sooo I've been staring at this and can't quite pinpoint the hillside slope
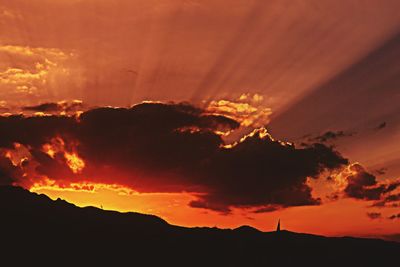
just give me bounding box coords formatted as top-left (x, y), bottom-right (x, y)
top-left (0, 186), bottom-right (398, 266)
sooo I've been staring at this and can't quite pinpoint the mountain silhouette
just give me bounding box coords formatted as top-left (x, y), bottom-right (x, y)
top-left (0, 185), bottom-right (398, 266)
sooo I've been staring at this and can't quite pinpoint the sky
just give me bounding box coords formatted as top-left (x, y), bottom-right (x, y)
top-left (0, 0), bottom-right (399, 239)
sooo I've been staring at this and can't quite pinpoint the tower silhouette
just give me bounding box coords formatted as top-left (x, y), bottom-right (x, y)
top-left (276, 219), bottom-right (281, 232)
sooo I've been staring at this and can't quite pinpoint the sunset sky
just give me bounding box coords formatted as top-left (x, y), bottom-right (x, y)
top-left (0, 0), bottom-right (399, 239)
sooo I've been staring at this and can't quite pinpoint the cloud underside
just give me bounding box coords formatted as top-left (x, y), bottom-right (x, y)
top-left (344, 164), bottom-right (398, 200)
top-left (0, 101), bottom-right (367, 213)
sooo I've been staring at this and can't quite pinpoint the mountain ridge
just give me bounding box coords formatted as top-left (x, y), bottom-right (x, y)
top-left (0, 185), bottom-right (398, 266)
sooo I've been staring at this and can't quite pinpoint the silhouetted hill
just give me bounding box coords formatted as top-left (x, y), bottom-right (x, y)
top-left (0, 186), bottom-right (398, 266)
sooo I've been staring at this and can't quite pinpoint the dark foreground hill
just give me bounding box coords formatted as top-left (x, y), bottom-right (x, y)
top-left (0, 186), bottom-right (398, 266)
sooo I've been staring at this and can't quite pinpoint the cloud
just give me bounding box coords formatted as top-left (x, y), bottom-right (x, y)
top-left (325, 163), bottom-right (400, 210)
top-left (0, 45), bottom-right (79, 104)
top-left (388, 213), bottom-right (400, 220)
top-left (309, 130), bottom-right (354, 143)
top-left (366, 212), bottom-right (382, 220)
top-left (344, 165), bottom-right (381, 200)
top-left (0, 156), bottom-right (23, 186)
top-left (206, 94), bottom-right (272, 128)
top-left (22, 100), bottom-right (84, 114)
top-left (189, 139), bottom-right (347, 213)
top-left (343, 164), bottom-right (399, 201)
top-left (0, 102), bottom-right (349, 213)
top-left (252, 205), bottom-right (281, 213)
top-left (384, 194), bottom-right (400, 203)
top-left (371, 193), bottom-right (400, 208)
top-left (375, 122), bottom-right (387, 130)
top-left (313, 162), bottom-right (400, 207)
top-left (375, 167), bottom-right (387, 175)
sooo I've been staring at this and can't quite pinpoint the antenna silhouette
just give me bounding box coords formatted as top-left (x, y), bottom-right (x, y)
top-left (276, 219), bottom-right (281, 232)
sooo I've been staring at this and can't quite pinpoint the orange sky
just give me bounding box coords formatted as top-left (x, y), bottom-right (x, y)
top-left (31, 182), bottom-right (399, 238)
top-left (1, 0), bottom-right (399, 237)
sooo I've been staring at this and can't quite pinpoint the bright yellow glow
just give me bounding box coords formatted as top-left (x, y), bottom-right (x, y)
top-left (30, 178), bottom-right (136, 195)
top-left (41, 137), bottom-right (85, 173)
top-left (42, 144), bottom-right (56, 158)
top-left (328, 163), bottom-right (360, 192)
top-left (206, 96), bottom-right (272, 128)
top-left (222, 127), bottom-right (292, 149)
top-left (65, 152), bottom-right (85, 174)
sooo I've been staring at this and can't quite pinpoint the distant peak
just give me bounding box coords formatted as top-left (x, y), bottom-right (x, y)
top-left (235, 225), bottom-right (261, 233)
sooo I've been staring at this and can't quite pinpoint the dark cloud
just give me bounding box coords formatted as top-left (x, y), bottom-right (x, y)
top-left (344, 164), bottom-right (399, 201)
top-left (252, 205), bottom-right (281, 213)
top-left (375, 167), bottom-right (387, 175)
top-left (388, 213), bottom-right (400, 220)
top-left (0, 157), bottom-right (22, 186)
top-left (0, 157), bottom-right (18, 185)
top-left (310, 131), bottom-right (354, 143)
top-left (371, 193), bottom-right (400, 208)
top-left (23, 103), bottom-right (62, 112)
top-left (384, 194), bottom-right (400, 202)
top-left (375, 122), bottom-right (387, 130)
top-left (22, 101), bottom-right (84, 114)
top-left (366, 212), bottom-right (382, 220)
top-left (0, 114), bottom-right (75, 148)
top-left (189, 141), bottom-right (347, 213)
top-left (0, 102), bottom-right (349, 213)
